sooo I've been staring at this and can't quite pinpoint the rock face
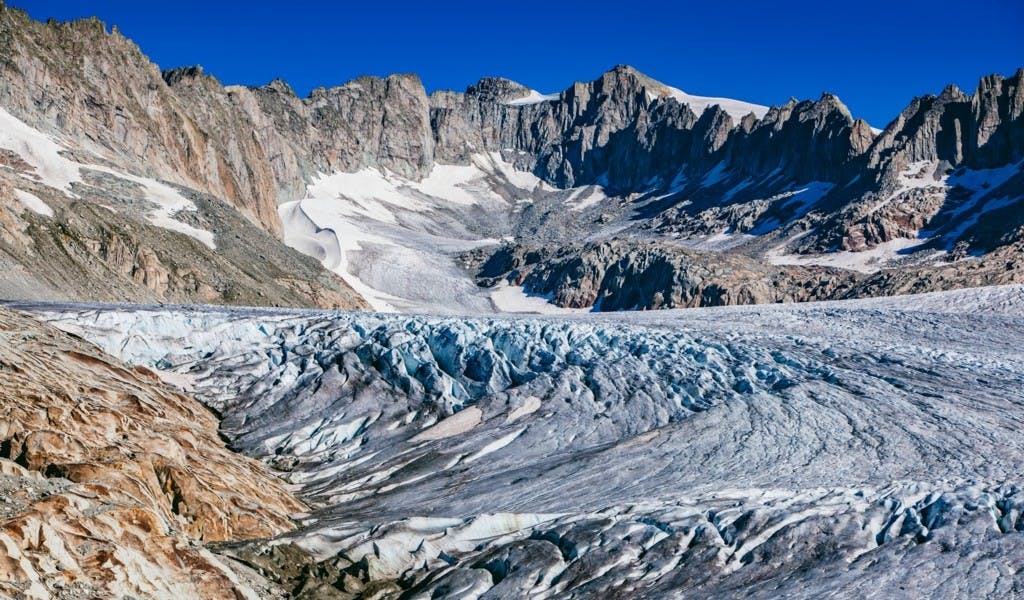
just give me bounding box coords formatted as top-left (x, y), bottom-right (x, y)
top-left (0, 9), bottom-right (284, 234)
top-left (794, 70), bottom-right (1023, 255)
top-left (971, 70), bottom-right (1024, 168)
top-left (432, 66), bottom-right (823, 191)
top-left (0, 306), bottom-right (305, 598)
top-left (0, 457), bottom-right (279, 600)
top-left (0, 3), bottom-right (437, 236)
top-left (4, 2), bottom-right (1014, 219)
top-left (475, 236), bottom-right (1024, 312)
top-left (477, 240), bottom-right (858, 310)
top-left (168, 70), bottom-right (436, 189)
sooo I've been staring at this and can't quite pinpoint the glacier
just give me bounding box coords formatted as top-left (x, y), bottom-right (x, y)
top-left (12, 284), bottom-right (1024, 598)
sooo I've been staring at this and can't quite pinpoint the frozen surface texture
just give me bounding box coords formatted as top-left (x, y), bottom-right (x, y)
top-left (18, 285), bottom-right (1024, 598)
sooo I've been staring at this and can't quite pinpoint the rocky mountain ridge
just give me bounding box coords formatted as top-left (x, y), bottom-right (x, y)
top-left (0, 1), bottom-right (1021, 312)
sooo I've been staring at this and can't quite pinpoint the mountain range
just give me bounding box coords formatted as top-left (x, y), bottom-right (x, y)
top-left (0, 1), bottom-right (1021, 313)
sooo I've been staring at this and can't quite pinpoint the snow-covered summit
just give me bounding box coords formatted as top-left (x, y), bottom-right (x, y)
top-left (648, 83), bottom-right (770, 121)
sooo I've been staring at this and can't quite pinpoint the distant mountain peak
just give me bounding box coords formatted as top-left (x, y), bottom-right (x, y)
top-left (588, 64), bottom-right (771, 121)
top-left (466, 77), bottom-right (531, 102)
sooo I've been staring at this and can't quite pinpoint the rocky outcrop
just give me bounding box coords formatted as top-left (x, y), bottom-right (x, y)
top-left (0, 458), bottom-right (277, 600)
top-left (859, 71), bottom-right (1023, 184)
top-left (1, 2), bottom-right (440, 238)
top-left (434, 66), bottom-right (733, 191)
top-left (971, 69), bottom-right (1024, 168)
top-left (781, 70), bottom-right (1023, 257)
top-left (477, 240), bottom-right (860, 310)
top-left (0, 306), bottom-right (303, 598)
top-left (0, 7), bottom-right (287, 234)
top-left (2, 1), bottom-right (1019, 221)
top-left (867, 85), bottom-right (972, 173)
top-left (166, 67), bottom-right (437, 195)
top-left (0, 5), bottom-right (871, 215)
top-left (432, 66), bottom-right (880, 196)
top-left (726, 93), bottom-right (874, 184)
top-left (846, 239), bottom-right (1024, 297)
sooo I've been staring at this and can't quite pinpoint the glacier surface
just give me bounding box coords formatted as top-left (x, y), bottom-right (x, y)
top-left (14, 285), bottom-right (1024, 598)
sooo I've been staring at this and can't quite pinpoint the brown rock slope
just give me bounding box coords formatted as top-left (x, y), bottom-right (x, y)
top-left (0, 307), bottom-right (304, 598)
top-left (0, 175), bottom-right (369, 309)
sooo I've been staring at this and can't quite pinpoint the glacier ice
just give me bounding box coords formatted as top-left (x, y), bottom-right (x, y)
top-left (14, 284), bottom-right (1024, 598)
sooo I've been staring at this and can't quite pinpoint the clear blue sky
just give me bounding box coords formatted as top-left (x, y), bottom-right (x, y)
top-left (10, 0), bottom-right (1024, 128)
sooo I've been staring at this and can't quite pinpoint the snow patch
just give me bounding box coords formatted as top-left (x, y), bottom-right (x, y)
top-left (279, 200), bottom-right (401, 312)
top-left (566, 185), bottom-right (608, 212)
top-left (677, 230), bottom-right (756, 252)
top-left (869, 161), bottom-right (945, 215)
top-left (0, 107), bottom-right (215, 249)
top-left (769, 237), bottom-right (926, 273)
top-left (647, 86), bottom-right (769, 122)
top-left (0, 107), bottom-right (82, 191)
top-left (489, 282), bottom-right (592, 315)
top-left (282, 154), bottom-right (554, 313)
top-left (465, 427), bottom-right (526, 463)
top-left (507, 396), bottom-right (542, 423)
top-left (12, 189), bottom-right (53, 217)
top-left (505, 90), bottom-right (559, 106)
top-left (769, 163), bottom-right (1022, 271)
top-left (410, 407), bottom-right (483, 442)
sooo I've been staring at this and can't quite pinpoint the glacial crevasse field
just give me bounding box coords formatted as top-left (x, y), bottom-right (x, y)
top-left (11, 285), bottom-right (1024, 598)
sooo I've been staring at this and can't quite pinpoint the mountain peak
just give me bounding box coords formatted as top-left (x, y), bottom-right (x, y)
top-left (467, 77), bottom-right (530, 102)
top-left (607, 64), bottom-right (644, 77)
top-left (162, 65), bottom-right (209, 86)
top-left (593, 66), bottom-right (771, 122)
top-left (814, 92), bottom-right (853, 119)
top-left (263, 78), bottom-right (297, 95)
top-left (938, 83), bottom-right (968, 103)
top-left (597, 64), bottom-right (662, 89)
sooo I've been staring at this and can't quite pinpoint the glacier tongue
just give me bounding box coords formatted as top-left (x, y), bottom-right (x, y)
top-left (17, 285), bottom-right (1024, 598)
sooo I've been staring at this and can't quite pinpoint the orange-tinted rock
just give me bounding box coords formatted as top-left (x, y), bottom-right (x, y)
top-left (0, 307), bottom-right (305, 598)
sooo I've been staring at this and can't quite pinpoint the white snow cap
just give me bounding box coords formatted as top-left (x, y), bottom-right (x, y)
top-left (647, 84), bottom-right (770, 122)
top-left (505, 89), bottom-right (559, 106)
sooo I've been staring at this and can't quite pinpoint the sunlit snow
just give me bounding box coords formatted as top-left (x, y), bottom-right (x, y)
top-left (0, 107), bottom-right (216, 248)
top-left (504, 89), bottom-right (559, 106)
